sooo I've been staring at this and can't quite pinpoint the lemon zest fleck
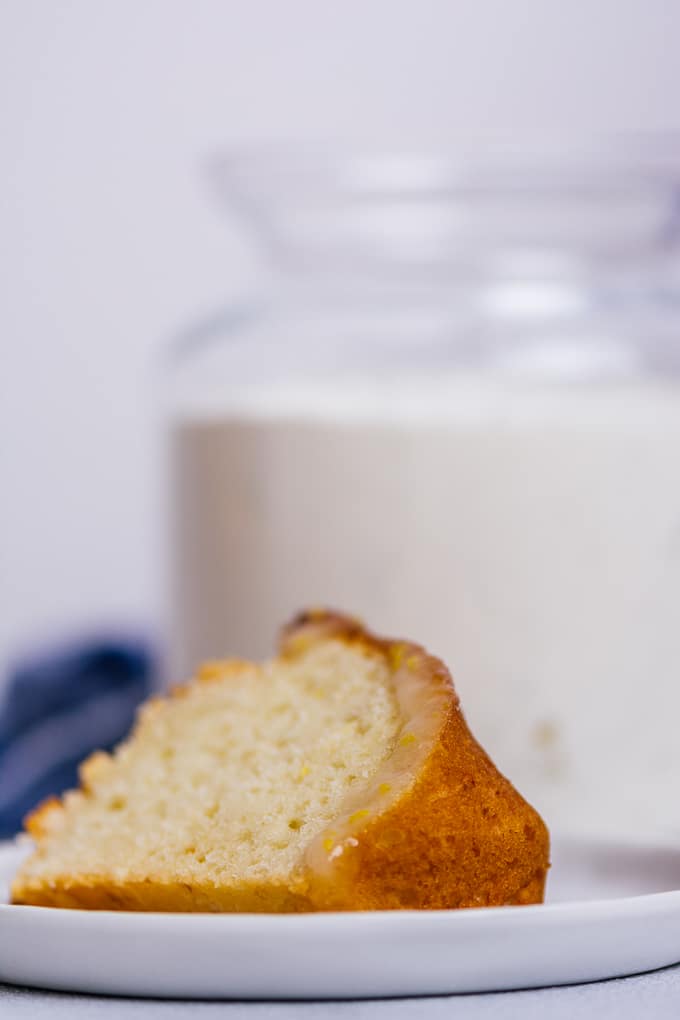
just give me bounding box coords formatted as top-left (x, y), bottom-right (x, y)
top-left (389, 643), bottom-right (407, 670)
top-left (348, 809), bottom-right (370, 825)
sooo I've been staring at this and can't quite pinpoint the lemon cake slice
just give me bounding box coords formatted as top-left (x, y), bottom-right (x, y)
top-left (11, 610), bottom-right (549, 911)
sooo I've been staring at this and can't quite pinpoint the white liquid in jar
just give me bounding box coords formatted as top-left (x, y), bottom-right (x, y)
top-left (170, 375), bottom-right (680, 839)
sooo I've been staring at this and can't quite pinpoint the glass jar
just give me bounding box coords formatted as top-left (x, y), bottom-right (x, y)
top-left (164, 149), bottom-right (680, 841)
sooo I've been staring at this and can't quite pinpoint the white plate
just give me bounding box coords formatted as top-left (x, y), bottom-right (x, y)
top-left (1, 836), bottom-right (680, 999)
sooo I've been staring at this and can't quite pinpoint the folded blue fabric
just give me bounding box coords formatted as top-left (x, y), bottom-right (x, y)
top-left (0, 640), bottom-right (154, 839)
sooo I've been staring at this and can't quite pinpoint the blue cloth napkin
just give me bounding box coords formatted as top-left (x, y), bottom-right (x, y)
top-left (0, 639), bottom-right (154, 839)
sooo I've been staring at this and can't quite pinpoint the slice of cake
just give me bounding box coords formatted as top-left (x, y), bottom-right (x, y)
top-left (11, 610), bottom-right (549, 911)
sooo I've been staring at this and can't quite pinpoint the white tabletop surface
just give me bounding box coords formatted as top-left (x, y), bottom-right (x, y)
top-left (3, 968), bottom-right (680, 1020)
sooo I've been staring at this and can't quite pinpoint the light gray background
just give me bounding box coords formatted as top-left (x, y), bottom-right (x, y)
top-left (2, 0), bottom-right (680, 680)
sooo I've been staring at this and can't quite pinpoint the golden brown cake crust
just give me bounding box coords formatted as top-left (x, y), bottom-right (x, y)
top-left (282, 610), bottom-right (550, 910)
top-left (12, 609), bottom-right (549, 911)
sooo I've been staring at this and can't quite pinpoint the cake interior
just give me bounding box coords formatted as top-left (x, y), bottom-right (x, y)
top-left (18, 639), bottom-right (402, 888)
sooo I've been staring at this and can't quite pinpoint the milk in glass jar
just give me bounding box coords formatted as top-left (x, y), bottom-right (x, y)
top-left (164, 151), bottom-right (680, 839)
